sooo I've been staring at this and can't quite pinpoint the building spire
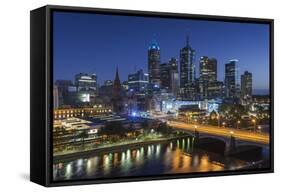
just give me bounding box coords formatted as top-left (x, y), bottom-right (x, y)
top-left (112, 66), bottom-right (123, 113)
top-left (114, 66), bottom-right (120, 82)
top-left (186, 34), bottom-right (190, 47)
top-left (152, 33), bottom-right (157, 44)
top-left (149, 34), bottom-right (160, 50)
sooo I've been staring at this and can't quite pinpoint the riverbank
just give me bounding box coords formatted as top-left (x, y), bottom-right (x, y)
top-left (53, 135), bottom-right (190, 162)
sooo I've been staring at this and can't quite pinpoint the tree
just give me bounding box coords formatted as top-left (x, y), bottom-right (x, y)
top-left (256, 105), bottom-right (269, 120)
top-left (141, 119), bottom-right (151, 135)
top-left (229, 104), bottom-right (247, 120)
top-left (209, 110), bottom-right (218, 126)
top-left (99, 121), bottom-right (127, 137)
top-left (218, 103), bottom-right (231, 116)
top-left (156, 122), bottom-right (172, 135)
top-left (219, 103), bottom-right (247, 120)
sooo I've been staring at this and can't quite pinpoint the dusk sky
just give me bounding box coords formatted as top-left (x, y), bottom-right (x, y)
top-left (53, 11), bottom-right (270, 92)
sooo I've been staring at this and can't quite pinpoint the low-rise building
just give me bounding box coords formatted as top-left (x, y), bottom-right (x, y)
top-left (53, 105), bottom-right (112, 120)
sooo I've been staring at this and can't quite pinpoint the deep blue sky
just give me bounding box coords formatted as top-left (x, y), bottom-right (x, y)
top-left (53, 11), bottom-right (270, 91)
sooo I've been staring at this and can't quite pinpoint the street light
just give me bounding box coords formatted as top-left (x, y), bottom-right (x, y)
top-left (194, 125), bottom-right (198, 133)
top-left (222, 122), bottom-right (226, 127)
top-left (237, 120), bottom-right (241, 129)
top-left (230, 131), bottom-right (234, 140)
top-left (252, 119), bottom-right (256, 132)
top-left (257, 125), bottom-right (262, 132)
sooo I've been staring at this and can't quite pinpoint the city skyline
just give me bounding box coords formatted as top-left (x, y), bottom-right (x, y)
top-left (53, 11), bottom-right (270, 93)
top-left (51, 10), bottom-right (271, 182)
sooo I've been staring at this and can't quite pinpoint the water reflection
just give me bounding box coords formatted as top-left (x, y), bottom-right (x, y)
top-left (53, 137), bottom-right (252, 181)
top-left (65, 163), bottom-right (72, 179)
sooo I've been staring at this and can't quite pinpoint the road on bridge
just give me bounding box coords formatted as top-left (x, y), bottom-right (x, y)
top-left (168, 121), bottom-right (270, 145)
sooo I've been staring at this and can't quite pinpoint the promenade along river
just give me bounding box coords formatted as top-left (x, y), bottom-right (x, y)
top-left (53, 137), bottom-right (266, 181)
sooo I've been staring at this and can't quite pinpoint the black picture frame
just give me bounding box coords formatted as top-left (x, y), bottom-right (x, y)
top-left (30, 5), bottom-right (274, 187)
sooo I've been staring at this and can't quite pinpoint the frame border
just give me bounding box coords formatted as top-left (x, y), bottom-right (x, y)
top-left (39, 4), bottom-right (274, 187)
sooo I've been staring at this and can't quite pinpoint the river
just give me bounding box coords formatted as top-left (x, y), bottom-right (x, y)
top-left (53, 137), bottom-right (267, 181)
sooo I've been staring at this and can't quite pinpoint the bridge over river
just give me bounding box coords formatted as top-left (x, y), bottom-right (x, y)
top-left (167, 121), bottom-right (270, 156)
top-left (168, 121), bottom-right (269, 144)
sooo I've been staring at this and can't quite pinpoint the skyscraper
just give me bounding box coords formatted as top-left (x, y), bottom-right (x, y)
top-left (180, 36), bottom-right (196, 100)
top-left (199, 56), bottom-right (220, 99)
top-left (160, 63), bottom-right (170, 89)
top-left (169, 57), bottom-right (179, 96)
top-left (241, 71), bottom-right (252, 99)
top-left (128, 69), bottom-right (149, 92)
top-left (199, 56), bottom-right (217, 82)
top-left (160, 57), bottom-right (179, 96)
top-left (148, 37), bottom-right (161, 85)
top-left (225, 59), bottom-right (240, 99)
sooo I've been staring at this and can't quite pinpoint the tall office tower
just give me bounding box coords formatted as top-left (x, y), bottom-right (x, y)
top-left (199, 56), bottom-right (219, 99)
top-left (160, 57), bottom-right (179, 95)
top-left (112, 67), bottom-right (123, 113)
top-left (241, 71), bottom-right (252, 99)
top-left (160, 63), bottom-right (170, 89)
top-left (148, 36), bottom-right (161, 85)
top-left (225, 59), bottom-right (240, 99)
top-left (128, 69), bottom-right (149, 92)
top-left (199, 56), bottom-right (217, 82)
top-left (127, 69), bottom-right (149, 114)
top-left (180, 36), bottom-right (196, 100)
top-left (169, 57), bottom-right (179, 96)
